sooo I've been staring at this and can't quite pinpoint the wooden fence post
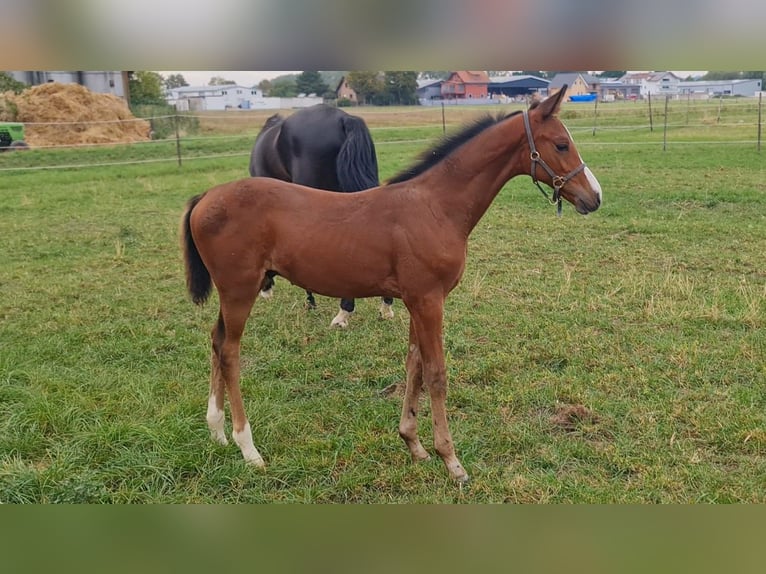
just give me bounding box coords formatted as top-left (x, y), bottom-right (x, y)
top-left (758, 91), bottom-right (762, 152)
top-left (441, 102), bottom-right (446, 134)
top-left (592, 97), bottom-right (599, 136)
top-left (648, 93), bottom-right (654, 132)
top-left (174, 108), bottom-right (182, 167)
top-left (662, 96), bottom-right (669, 152)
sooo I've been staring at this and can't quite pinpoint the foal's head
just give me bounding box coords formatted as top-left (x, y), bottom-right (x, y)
top-left (525, 87), bottom-right (602, 214)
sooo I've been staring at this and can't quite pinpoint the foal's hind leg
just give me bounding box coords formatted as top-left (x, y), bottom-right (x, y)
top-left (399, 319), bottom-right (430, 462)
top-left (206, 311), bottom-right (228, 445)
top-left (214, 284), bottom-right (265, 467)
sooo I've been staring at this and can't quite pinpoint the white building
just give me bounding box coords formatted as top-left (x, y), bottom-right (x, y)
top-left (165, 85), bottom-right (324, 111)
top-left (620, 72), bottom-right (682, 97)
top-left (677, 78), bottom-right (762, 98)
top-left (165, 85), bottom-right (268, 111)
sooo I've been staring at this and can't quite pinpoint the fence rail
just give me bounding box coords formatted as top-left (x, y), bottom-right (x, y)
top-left (1, 97), bottom-right (762, 173)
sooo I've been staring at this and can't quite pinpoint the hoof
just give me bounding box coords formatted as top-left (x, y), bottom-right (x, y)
top-left (380, 302), bottom-right (394, 320)
top-left (330, 309), bottom-right (351, 328)
top-left (210, 430), bottom-right (228, 446)
top-left (243, 452), bottom-right (266, 468)
top-left (259, 289), bottom-right (273, 300)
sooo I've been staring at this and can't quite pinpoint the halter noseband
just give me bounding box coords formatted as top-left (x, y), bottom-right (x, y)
top-left (523, 111), bottom-right (586, 216)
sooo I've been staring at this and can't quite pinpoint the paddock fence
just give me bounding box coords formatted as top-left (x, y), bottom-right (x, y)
top-left (0, 95), bottom-right (763, 174)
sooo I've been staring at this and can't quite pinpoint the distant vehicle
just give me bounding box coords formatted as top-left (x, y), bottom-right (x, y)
top-left (568, 93), bottom-right (598, 103)
top-left (0, 122), bottom-right (29, 150)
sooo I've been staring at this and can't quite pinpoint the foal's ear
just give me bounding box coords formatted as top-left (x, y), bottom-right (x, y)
top-left (537, 84), bottom-right (568, 119)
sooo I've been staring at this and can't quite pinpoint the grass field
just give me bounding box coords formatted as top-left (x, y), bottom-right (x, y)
top-left (1, 101), bottom-right (764, 502)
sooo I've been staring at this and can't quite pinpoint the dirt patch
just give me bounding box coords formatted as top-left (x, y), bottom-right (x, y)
top-left (0, 82), bottom-right (150, 146)
top-left (550, 404), bottom-right (598, 432)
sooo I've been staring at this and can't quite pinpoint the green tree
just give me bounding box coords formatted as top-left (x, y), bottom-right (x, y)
top-left (346, 71), bottom-right (383, 105)
top-left (165, 74), bottom-right (188, 89)
top-left (128, 71), bottom-right (166, 105)
top-left (701, 71), bottom-right (763, 81)
top-left (268, 76), bottom-right (297, 97)
top-left (383, 71), bottom-right (418, 105)
top-left (209, 76), bottom-right (236, 85)
top-left (295, 71), bottom-right (329, 97)
top-left (419, 71), bottom-right (450, 80)
top-left (258, 79), bottom-right (272, 94)
top-left (0, 72), bottom-right (26, 94)
top-left (594, 70), bottom-right (626, 78)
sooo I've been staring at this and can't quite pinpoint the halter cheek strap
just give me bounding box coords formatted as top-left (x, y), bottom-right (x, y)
top-left (523, 111), bottom-right (586, 217)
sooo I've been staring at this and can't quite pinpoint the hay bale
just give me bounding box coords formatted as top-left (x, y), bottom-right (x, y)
top-left (0, 82), bottom-right (150, 146)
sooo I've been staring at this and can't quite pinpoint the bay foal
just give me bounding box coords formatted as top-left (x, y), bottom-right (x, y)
top-left (182, 87), bottom-right (601, 481)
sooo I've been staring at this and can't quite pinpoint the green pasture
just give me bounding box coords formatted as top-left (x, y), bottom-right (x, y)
top-left (0, 103), bottom-right (764, 502)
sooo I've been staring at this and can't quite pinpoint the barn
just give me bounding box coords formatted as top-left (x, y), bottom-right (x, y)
top-left (488, 75), bottom-right (550, 99)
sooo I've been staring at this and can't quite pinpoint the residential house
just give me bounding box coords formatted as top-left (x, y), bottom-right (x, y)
top-left (620, 72), bottom-right (681, 97)
top-left (335, 76), bottom-right (358, 104)
top-left (441, 71), bottom-right (490, 100)
top-left (548, 73), bottom-right (600, 100)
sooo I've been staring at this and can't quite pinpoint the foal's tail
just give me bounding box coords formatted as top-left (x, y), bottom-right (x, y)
top-left (181, 194), bottom-right (212, 305)
top-left (337, 115), bottom-right (380, 192)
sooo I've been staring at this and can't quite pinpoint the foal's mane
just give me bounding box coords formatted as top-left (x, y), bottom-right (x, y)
top-left (386, 110), bottom-right (523, 184)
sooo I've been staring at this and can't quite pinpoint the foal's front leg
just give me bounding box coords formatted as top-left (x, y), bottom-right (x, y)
top-left (406, 296), bottom-right (468, 482)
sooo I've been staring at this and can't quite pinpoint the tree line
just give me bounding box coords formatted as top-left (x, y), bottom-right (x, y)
top-left (128, 71), bottom-right (419, 106)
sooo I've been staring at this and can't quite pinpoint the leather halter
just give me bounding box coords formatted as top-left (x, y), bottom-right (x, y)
top-left (522, 111), bottom-right (586, 216)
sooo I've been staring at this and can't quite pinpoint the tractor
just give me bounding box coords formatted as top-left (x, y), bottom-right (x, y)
top-left (0, 122), bottom-right (29, 150)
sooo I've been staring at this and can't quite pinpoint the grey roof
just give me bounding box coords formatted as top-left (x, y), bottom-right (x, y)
top-left (548, 73), bottom-right (600, 89)
top-left (489, 75), bottom-right (549, 88)
top-left (417, 79), bottom-right (443, 89)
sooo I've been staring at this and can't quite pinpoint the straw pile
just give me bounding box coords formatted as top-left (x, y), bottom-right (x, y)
top-left (0, 82), bottom-right (151, 146)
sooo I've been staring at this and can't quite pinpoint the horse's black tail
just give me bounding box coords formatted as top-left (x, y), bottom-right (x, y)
top-left (336, 114), bottom-right (380, 192)
top-left (181, 194), bottom-right (212, 305)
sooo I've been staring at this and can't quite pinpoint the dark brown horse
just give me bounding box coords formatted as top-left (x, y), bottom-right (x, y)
top-left (249, 103), bottom-right (393, 327)
top-left (181, 86), bottom-right (601, 482)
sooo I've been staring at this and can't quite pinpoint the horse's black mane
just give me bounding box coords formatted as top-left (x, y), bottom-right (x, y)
top-left (386, 110), bottom-right (522, 184)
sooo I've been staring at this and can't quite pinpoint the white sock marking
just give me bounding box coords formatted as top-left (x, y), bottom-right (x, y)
top-left (380, 301), bottom-right (394, 319)
top-left (206, 394), bottom-right (228, 445)
top-left (233, 422), bottom-right (265, 467)
top-left (330, 309), bottom-right (352, 328)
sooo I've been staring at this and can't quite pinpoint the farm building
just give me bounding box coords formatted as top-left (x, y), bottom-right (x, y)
top-left (417, 78), bottom-right (444, 101)
top-left (9, 71), bottom-right (129, 100)
top-left (548, 73), bottom-right (600, 100)
top-left (677, 78), bottom-right (762, 98)
top-left (488, 75), bottom-right (549, 99)
top-left (165, 85), bottom-right (268, 111)
top-left (164, 85), bottom-right (324, 111)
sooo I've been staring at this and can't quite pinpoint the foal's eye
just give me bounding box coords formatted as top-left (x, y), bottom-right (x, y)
top-left (555, 142), bottom-right (570, 152)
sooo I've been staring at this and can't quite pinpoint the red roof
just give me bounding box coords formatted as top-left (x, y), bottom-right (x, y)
top-left (447, 71), bottom-right (490, 84)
